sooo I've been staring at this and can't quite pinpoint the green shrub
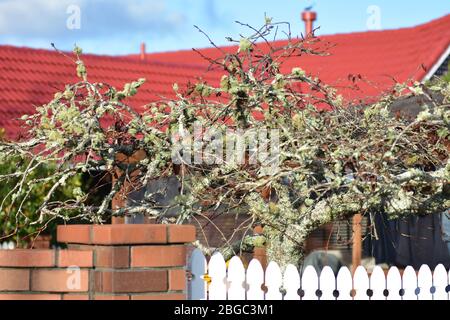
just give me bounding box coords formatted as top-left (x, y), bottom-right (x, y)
top-left (0, 128), bottom-right (84, 246)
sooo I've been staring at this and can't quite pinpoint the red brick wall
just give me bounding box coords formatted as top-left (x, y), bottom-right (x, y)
top-left (0, 224), bottom-right (195, 300)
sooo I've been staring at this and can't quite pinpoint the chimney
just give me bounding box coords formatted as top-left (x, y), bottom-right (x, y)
top-left (301, 10), bottom-right (317, 36)
top-left (140, 42), bottom-right (146, 61)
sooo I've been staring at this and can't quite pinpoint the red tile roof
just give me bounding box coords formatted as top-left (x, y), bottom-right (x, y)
top-left (0, 47), bottom-right (223, 138)
top-left (0, 14), bottom-right (449, 139)
top-left (139, 14), bottom-right (450, 101)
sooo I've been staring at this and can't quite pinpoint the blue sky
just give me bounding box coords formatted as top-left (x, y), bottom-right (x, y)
top-left (0, 0), bottom-right (448, 55)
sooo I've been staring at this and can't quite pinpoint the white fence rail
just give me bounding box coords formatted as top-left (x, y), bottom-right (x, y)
top-left (188, 249), bottom-right (450, 300)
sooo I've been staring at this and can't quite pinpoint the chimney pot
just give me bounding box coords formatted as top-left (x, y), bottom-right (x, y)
top-left (140, 42), bottom-right (146, 61)
top-left (301, 11), bottom-right (317, 36)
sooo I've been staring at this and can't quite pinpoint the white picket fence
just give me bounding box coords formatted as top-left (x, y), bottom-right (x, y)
top-left (0, 241), bottom-right (15, 250)
top-left (188, 249), bottom-right (450, 300)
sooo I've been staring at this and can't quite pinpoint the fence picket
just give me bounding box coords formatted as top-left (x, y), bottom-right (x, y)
top-left (370, 266), bottom-right (386, 300)
top-left (208, 252), bottom-right (227, 300)
top-left (319, 266), bottom-right (336, 300)
top-left (188, 249), bottom-right (207, 300)
top-left (432, 264), bottom-right (448, 300)
top-left (246, 259), bottom-right (265, 300)
top-left (0, 241), bottom-right (15, 250)
top-left (227, 256), bottom-right (246, 300)
top-left (188, 252), bottom-right (448, 301)
top-left (283, 264), bottom-right (300, 300)
top-left (417, 264), bottom-right (433, 300)
top-left (336, 267), bottom-right (352, 300)
top-left (265, 261), bottom-right (283, 300)
top-left (386, 266), bottom-right (402, 300)
top-left (402, 266), bottom-right (418, 300)
top-left (353, 266), bottom-right (369, 300)
top-left (301, 265), bottom-right (319, 300)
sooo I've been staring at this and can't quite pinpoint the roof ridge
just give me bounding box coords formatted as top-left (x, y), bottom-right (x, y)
top-left (138, 13), bottom-right (450, 58)
top-left (1, 13), bottom-right (447, 67)
top-left (314, 13), bottom-right (450, 39)
top-left (0, 44), bottom-right (218, 71)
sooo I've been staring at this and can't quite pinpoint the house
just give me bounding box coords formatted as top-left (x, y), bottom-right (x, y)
top-left (0, 12), bottom-right (449, 268)
top-left (1, 13), bottom-right (449, 139)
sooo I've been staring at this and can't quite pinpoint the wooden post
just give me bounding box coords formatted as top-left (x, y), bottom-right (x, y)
top-left (111, 150), bottom-right (147, 224)
top-left (352, 213), bottom-right (362, 273)
top-left (252, 225), bottom-right (267, 269)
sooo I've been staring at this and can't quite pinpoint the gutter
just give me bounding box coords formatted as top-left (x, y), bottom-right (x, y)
top-left (423, 44), bottom-right (450, 81)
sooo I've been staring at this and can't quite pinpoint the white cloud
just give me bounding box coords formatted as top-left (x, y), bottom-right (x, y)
top-left (0, 0), bottom-right (185, 37)
top-left (0, 0), bottom-right (222, 54)
top-left (0, 0), bottom-right (85, 35)
top-left (125, 0), bottom-right (166, 23)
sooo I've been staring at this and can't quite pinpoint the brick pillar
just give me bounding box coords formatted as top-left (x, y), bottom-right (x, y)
top-left (57, 224), bottom-right (196, 300)
top-left (0, 249), bottom-right (93, 300)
